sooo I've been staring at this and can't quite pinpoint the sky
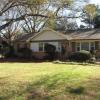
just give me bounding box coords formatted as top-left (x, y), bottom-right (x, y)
top-left (76, 0), bottom-right (100, 27)
top-left (90, 0), bottom-right (100, 5)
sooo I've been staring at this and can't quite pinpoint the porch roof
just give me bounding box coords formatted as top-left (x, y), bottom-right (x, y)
top-left (65, 29), bottom-right (100, 40)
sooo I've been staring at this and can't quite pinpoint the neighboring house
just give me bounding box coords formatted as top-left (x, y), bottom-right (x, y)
top-left (14, 28), bottom-right (100, 59)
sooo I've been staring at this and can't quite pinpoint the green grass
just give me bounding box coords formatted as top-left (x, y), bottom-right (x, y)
top-left (0, 62), bottom-right (100, 100)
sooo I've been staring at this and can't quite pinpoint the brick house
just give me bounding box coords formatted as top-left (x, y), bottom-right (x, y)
top-left (14, 28), bottom-right (100, 59)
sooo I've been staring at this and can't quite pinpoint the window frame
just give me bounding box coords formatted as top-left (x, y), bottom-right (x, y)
top-left (76, 41), bottom-right (95, 51)
top-left (99, 42), bottom-right (100, 50)
top-left (76, 42), bottom-right (81, 51)
top-left (90, 42), bottom-right (95, 51)
top-left (81, 42), bottom-right (89, 51)
top-left (39, 42), bottom-right (44, 52)
top-left (58, 42), bottom-right (62, 52)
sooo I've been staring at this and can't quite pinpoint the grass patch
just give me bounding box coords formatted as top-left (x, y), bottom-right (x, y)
top-left (0, 62), bottom-right (100, 100)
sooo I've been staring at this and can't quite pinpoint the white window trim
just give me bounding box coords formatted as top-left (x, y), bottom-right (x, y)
top-left (76, 42), bottom-right (81, 51)
top-left (99, 42), bottom-right (100, 50)
top-left (39, 42), bottom-right (44, 52)
top-left (90, 42), bottom-right (95, 50)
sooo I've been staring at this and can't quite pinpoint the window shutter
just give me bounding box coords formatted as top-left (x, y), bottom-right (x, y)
top-left (95, 41), bottom-right (99, 50)
top-left (72, 42), bottom-right (76, 52)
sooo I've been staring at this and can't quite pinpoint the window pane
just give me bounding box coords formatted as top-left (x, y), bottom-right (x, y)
top-left (58, 42), bottom-right (61, 52)
top-left (91, 42), bottom-right (94, 46)
top-left (77, 47), bottom-right (80, 51)
top-left (90, 42), bottom-right (95, 50)
top-left (99, 42), bottom-right (100, 50)
top-left (77, 43), bottom-right (80, 46)
top-left (81, 42), bottom-right (89, 51)
top-left (76, 42), bottom-right (80, 51)
top-left (90, 47), bottom-right (95, 50)
top-left (39, 43), bottom-right (43, 51)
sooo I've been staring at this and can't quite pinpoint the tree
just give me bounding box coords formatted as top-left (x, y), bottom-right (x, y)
top-left (93, 5), bottom-right (100, 28)
top-left (52, 0), bottom-right (73, 16)
top-left (0, 6), bottom-right (22, 44)
top-left (47, 0), bottom-right (90, 31)
top-left (81, 4), bottom-right (100, 29)
top-left (0, 0), bottom-right (75, 43)
top-left (21, 0), bottom-right (54, 33)
top-left (82, 4), bottom-right (96, 28)
top-left (0, 0), bottom-right (49, 31)
top-left (52, 17), bottom-right (79, 31)
top-left (94, 15), bottom-right (100, 28)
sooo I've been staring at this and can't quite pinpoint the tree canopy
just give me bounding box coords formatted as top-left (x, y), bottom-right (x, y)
top-left (0, 0), bottom-right (100, 44)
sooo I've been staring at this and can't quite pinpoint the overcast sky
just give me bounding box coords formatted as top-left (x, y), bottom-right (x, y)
top-left (90, 0), bottom-right (100, 5)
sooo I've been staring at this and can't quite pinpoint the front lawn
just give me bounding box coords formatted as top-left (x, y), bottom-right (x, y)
top-left (0, 62), bottom-right (100, 100)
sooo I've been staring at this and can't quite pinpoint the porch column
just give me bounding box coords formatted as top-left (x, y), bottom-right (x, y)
top-left (62, 41), bottom-right (72, 59)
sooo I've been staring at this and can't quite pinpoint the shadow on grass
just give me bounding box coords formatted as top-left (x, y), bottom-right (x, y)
top-left (25, 73), bottom-right (86, 100)
top-left (25, 75), bottom-right (100, 100)
top-left (0, 74), bottom-right (100, 100)
top-left (0, 58), bottom-right (99, 67)
top-left (0, 76), bottom-right (18, 100)
top-left (0, 58), bottom-right (49, 63)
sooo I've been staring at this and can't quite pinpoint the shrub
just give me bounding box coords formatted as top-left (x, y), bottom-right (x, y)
top-left (89, 56), bottom-right (96, 63)
top-left (4, 46), bottom-right (16, 58)
top-left (89, 49), bottom-right (96, 63)
top-left (69, 50), bottom-right (91, 62)
top-left (17, 47), bottom-right (33, 59)
top-left (90, 49), bottom-right (96, 56)
top-left (0, 44), bottom-right (16, 58)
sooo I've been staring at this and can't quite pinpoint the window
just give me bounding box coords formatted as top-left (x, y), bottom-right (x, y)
top-left (58, 42), bottom-right (61, 52)
top-left (39, 43), bottom-right (44, 51)
top-left (81, 42), bottom-right (89, 51)
top-left (76, 42), bottom-right (80, 51)
top-left (99, 42), bottom-right (100, 50)
top-left (76, 42), bottom-right (95, 51)
top-left (90, 42), bottom-right (95, 50)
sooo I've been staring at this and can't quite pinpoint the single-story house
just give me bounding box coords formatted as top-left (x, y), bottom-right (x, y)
top-left (14, 28), bottom-right (100, 59)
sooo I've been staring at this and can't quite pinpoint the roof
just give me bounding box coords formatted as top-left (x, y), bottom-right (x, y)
top-left (28, 28), bottom-right (71, 41)
top-left (65, 29), bottom-right (100, 40)
top-left (14, 28), bottom-right (100, 42)
top-left (14, 28), bottom-right (71, 42)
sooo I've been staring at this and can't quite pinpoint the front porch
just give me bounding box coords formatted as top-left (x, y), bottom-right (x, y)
top-left (30, 41), bottom-right (71, 60)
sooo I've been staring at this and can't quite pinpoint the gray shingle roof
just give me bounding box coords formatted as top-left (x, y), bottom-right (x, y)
top-left (14, 29), bottom-right (100, 42)
top-left (65, 29), bottom-right (100, 40)
top-left (28, 28), bottom-right (72, 41)
top-left (14, 28), bottom-right (72, 42)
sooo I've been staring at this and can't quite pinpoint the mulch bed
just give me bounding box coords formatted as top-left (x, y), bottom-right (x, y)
top-left (0, 58), bottom-right (47, 63)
